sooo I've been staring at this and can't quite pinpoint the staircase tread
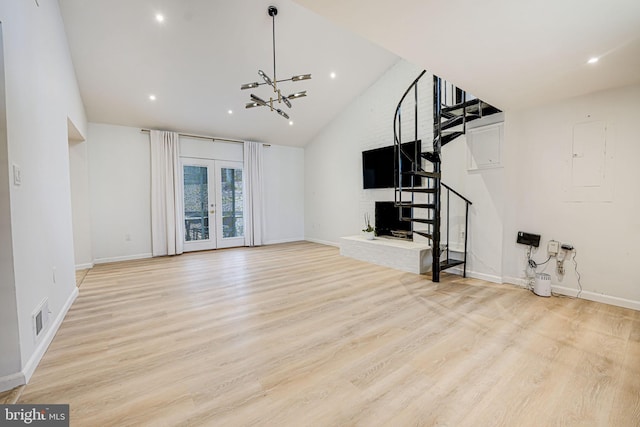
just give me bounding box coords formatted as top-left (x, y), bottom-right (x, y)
top-left (441, 99), bottom-right (483, 113)
top-left (396, 202), bottom-right (436, 209)
top-left (413, 230), bottom-right (433, 240)
top-left (401, 170), bottom-right (441, 178)
top-left (440, 115), bottom-right (464, 131)
top-left (439, 132), bottom-right (465, 146)
top-left (439, 259), bottom-right (465, 270)
top-left (398, 187), bottom-right (437, 193)
top-left (420, 152), bottom-right (441, 163)
top-left (401, 217), bottom-right (435, 224)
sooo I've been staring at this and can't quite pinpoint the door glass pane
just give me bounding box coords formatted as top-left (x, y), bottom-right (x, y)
top-left (221, 168), bottom-right (243, 238)
top-left (183, 165), bottom-right (209, 241)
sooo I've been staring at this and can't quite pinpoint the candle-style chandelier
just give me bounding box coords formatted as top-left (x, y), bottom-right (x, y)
top-left (241, 6), bottom-right (311, 120)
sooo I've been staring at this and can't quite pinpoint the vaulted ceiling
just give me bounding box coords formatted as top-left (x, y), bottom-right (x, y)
top-left (59, 0), bottom-right (398, 147)
top-left (60, 0), bottom-right (640, 147)
top-left (293, 0), bottom-right (640, 111)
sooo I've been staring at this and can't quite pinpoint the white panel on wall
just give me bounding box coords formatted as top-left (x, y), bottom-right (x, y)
top-left (563, 121), bottom-right (614, 202)
top-left (467, 123), bottom-right (503, 170)
top-left (571, 121), bottom-right (606, 187)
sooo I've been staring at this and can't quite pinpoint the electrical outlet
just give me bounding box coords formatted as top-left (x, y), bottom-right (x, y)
top-left (548, 240), bottom-right (559, 256)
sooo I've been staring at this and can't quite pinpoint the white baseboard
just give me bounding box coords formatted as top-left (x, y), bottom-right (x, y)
top-left (502, 276), bottom-right (529, 288)
top-left (0, 372), bottom-right (25, 393)
top-left (93, 253), bottom-right (152, 264)
top-left (22, 286), bottom-right (78, 383)
top-left (263, 237), bottom-right (305, 245)
top-left (551, 285), bottom-right (640, 311)
top-left (448, 267), bottom-right (502, 284)
top-left (0, 285), bottom-right (78, 392)
top-left (304, 238), bottom-right (339, 247)
top-left (75, 262), bottom-right (94, 270)
top-left (503, 276), bottom-right (640, 311)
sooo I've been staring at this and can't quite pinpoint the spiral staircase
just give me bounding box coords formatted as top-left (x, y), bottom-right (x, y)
top-left (394, 71), bottom-right (500, 282)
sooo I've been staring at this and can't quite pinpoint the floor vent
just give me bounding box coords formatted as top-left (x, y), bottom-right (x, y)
top-left (33, 299), bottom-right (50, 340)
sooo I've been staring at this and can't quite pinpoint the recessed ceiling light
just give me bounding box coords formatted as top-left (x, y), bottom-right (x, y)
top-left (149, 94), bottom-right (156, 101)
top-left (228, 109), bottom-right (233, 115)
top-left (330, 72), bottom-right (336, 79)
top-left (289, 121), bottom-right (294, 126)
top-left (155, 14), bottom-right (165, 23)
top-left (587, 57), bottom-right (599, 64)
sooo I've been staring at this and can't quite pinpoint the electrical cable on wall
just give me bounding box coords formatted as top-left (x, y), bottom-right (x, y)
top-left (573, 250), bottom-right (583, 298)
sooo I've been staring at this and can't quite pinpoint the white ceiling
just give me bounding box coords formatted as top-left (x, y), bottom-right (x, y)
top-left (59, 0), bottom-right (399, 147)
top-left (61, 0), bottom-right (640, 147)
top-left (293, 0), bottom-right (640, 111)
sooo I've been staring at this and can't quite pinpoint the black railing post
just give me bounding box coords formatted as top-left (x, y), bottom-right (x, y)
top-left (432, 75), bottom-right (442, 283)
top-left (464, 202), bottom-right (469, 278)
top-left (446, 188), bottom-right (450, 264)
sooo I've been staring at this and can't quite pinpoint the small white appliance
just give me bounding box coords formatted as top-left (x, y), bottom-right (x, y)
top-left (534, 273), bottom-right (551, 297)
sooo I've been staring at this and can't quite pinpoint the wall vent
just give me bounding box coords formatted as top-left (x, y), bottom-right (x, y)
top-left (33, 299), bottom-right (50, 340)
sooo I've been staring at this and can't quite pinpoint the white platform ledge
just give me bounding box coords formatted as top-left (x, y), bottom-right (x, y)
top-left (340, 235), bottom-right (432, 274)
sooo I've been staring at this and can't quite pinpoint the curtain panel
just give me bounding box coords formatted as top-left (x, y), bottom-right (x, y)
top-left (244, 141), bottom-right (264, 246)
top-left (150, 130), bottom-right (184, 256)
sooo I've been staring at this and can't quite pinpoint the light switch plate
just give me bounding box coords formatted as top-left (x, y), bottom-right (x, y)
top-left (12, 164), bottom-right (21, 186)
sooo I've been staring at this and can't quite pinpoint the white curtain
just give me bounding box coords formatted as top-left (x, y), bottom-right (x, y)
top-left (244, 141), bottom-right (264, 246)
top-left (150, 130), bottom-right (184, 256)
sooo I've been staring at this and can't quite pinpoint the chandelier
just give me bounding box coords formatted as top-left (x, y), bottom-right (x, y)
top-left (241, 6), bottom-right (311, 120)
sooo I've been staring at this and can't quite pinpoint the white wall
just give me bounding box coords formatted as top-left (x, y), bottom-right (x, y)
top-left (502, 84), bottom-right (640, 308)
top-left (441, 116), bottom-right (505, 283)
top-left (263, 144), bottom-right (305, 244)
top-left (304, 60), bottom-right (431, 246)
top-left (88, 123), bottom-right (152, 263)
top-left (0, 0), bottom-right (87, 390)
top-left (88, 123), bottom-right (304, 262)
top-left (303, 56), bottom-right (640, 309)
top-left (0, 20), bottom-right (20, 384)
top-left (68, 126), bottom-right (93, 269)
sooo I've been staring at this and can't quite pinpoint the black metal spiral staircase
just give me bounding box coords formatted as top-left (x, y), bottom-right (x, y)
top-left (393, 71), bottom-right (500, 282)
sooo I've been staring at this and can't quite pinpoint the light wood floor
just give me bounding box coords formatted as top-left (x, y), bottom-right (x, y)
top-left (75, 268), bottom-right (90, 287)
top-left (18, 242), bottom-right (640, 426)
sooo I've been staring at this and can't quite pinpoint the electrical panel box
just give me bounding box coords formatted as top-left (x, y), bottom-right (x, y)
top-left (517, 231), bottom-right (541, 247)
top-left (548, 240), bottom-right (559, 256)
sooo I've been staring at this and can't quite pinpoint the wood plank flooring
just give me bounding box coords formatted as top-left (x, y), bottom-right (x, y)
top-left (18, 242), bottom-right (640, 426)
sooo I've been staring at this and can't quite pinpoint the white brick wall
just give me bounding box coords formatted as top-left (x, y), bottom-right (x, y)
top-left (305, 60), bottom-right (434, 245)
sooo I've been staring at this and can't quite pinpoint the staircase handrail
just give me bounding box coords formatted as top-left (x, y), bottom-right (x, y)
top-left (393, 70), bottom-right (427, 146)
top-left (441, 182), bottom-right (472, 205)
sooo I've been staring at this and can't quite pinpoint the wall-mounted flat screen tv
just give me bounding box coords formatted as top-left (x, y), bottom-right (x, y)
top-left (362, 140), bottom-right (422, 189)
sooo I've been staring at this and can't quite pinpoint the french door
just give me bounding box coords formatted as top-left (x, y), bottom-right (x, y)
top-left (182, 159), bottom-right (245, 252)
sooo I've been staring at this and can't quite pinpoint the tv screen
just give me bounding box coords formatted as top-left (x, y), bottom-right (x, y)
top-left (362, 141), bottom-right (421, 189)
